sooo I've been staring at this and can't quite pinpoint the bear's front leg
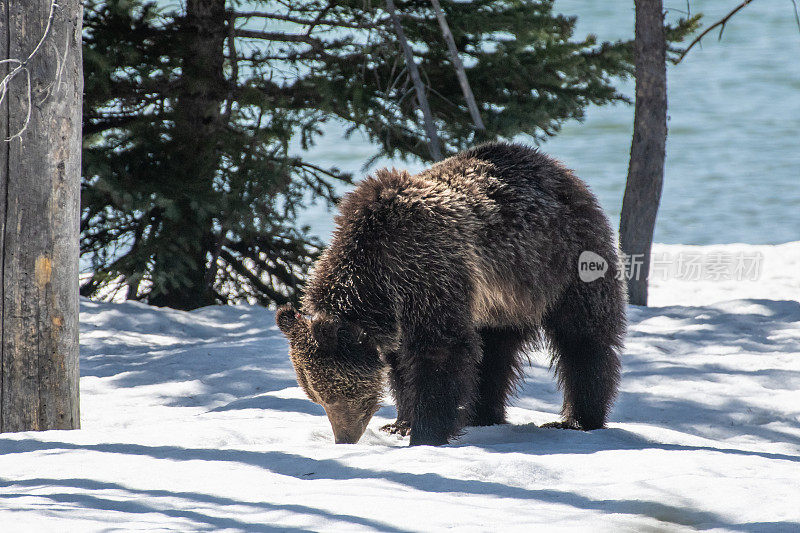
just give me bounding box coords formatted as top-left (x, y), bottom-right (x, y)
top-left (407, 335), bottom-right (481, 446)
top-left (380, 351), bottom-right (413, 437)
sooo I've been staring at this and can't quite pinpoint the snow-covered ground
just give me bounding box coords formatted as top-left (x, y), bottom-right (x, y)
top-left (2, 242), bottom-right (799, 532)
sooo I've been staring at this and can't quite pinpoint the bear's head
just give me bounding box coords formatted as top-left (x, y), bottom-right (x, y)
top-left (276, 304), bottom-right (384, 444)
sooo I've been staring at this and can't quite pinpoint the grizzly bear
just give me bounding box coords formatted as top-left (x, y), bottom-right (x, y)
top-left (277, 142), bottom-right (625, 446)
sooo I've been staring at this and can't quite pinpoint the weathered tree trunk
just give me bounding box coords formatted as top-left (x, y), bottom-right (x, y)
top-left (385, 0), bottom-right (443, 161)
top-left (429, 0), bottom-right (484, 132)
top-left (619, 0), bottom-right (667, 306)
top-left (148, 0), bottom-right (226, 310)
top-left (0, 0), bottom-right (82, 432)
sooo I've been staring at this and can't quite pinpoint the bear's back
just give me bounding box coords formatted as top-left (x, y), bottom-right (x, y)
top-left (306, 142), bottom-right (611, 330)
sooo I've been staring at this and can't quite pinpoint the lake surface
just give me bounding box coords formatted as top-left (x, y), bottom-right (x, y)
top-left (299, 0), bottom-right (800, 245)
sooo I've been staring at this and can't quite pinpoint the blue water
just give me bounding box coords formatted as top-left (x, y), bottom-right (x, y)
top-left (299, 0), bottom-right (800, 245)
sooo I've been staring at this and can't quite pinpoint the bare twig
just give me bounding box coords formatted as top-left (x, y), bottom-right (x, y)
top-left (791, 0), bottom-right (800, 32)
top-left (39, 32), bottom-right (70, 106)
top-left (674, 0), bottom-right (754, 64)
top-left (429, 0), bottom-right (484, 131)
top-left (385, 0), bottom-right (443, 161)
top-left (1, 0), bottom-right (61, 141)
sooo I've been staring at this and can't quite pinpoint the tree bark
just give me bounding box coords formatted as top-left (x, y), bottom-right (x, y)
top-left (429, 0), bottom-right (484, 132)
top-left (0, 0), bottom-right (82, 432)
top-left (619, 0), bottom-right (667, 306)
top-left (385, 0), bottom-right (443, 161)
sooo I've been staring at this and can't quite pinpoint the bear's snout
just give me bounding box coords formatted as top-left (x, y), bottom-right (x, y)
top-left (322, 400), bottom-right (376, 444)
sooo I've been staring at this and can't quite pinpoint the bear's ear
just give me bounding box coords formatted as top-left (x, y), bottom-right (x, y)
top-left (276, 304), bottom-right (302, 335)
top-left (310, 314), bottom-right (341, 346)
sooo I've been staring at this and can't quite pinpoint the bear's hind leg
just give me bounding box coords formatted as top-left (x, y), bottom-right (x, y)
top-left (469, 326), bottom-right (530, 426)
top-left (542, 278), bottom-right (624, 430)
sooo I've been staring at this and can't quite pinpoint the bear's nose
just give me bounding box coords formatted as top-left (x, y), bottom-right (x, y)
top-left (323, 402), bottom-right (370, 444)
top-left (334, 433), bottom-right (360, 444)
top-left (331, 421), bottom-right (367, 444)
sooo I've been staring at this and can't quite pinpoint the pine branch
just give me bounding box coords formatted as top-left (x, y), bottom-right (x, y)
top-left (233, 29), bottom-right (325, 49)
top-left (230, 10), bottom-right (381, 29)
top-left (84, 116), bottom-right (140, 135)
top-left (225, 241), bottom-right (302, 290)
top-left (219, 248), bottom-right (291, 304)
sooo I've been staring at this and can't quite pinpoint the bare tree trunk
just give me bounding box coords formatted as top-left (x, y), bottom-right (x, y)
top-left (429, 0), bottom-right (484, 132)
top-left (619, 0), bottom-right (667, 306)
top-left (0, 0), bottom-right (82, 432)
top-left (385, 0), bottom-right (443, 161)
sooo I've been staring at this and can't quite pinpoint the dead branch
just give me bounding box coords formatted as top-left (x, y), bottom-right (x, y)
top-left (430, 0), bottom-right (484, 131)
top-left (674, 0), bottom-right (754, 64)
top-left (385, 0), bottom-right (443, 161)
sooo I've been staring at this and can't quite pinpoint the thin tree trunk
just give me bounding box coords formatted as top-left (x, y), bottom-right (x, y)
top-left (0, 0), bottom-right (82, 432)
top-left (619, 0), bottom-right (667, 306)
top-left (148, 0), bottom-right (227, 310)
top-left (429, 0), bottom-right (484, 132)
top-left (385, 0), bottom-right (443, 161)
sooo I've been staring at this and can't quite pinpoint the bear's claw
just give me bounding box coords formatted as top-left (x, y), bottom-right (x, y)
top-left (381, 420), bottom-right (411, 436)
top-left (541, 419), bottom-right (584, 430)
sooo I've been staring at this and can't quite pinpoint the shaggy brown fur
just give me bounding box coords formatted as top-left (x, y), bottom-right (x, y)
top-left (277, 142), bottom-right (626, 446)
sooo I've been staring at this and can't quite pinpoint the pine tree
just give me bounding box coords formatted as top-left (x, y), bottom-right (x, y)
top-left (81, 0), bottom-right (696, 309)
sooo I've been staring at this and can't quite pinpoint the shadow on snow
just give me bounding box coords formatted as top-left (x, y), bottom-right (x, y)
top-left (1, 439), bottom-right (796, 532)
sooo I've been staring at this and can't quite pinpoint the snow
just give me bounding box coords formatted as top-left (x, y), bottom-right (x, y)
top-left (2, 242), bottom-right (800, 532)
